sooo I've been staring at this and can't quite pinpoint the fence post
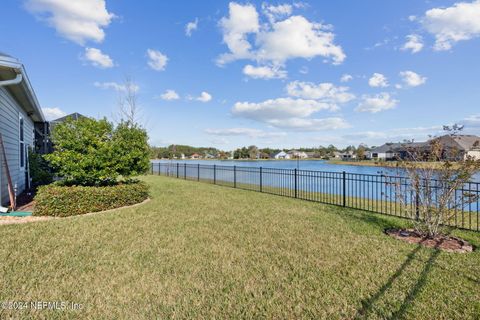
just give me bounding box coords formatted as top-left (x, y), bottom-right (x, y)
top-left (150, 163), bottom-right (153, 175)
top-left (294, 168), bottom-right (298, 198)
top-left (260, 167), bottom-right (263, 192)
top-left (415, 190), bottom-right (420, 221)
top-left (158, 163), bottom-right (160, 175)
top-left (176, 163), bottom-right (179, 178)
top-left (184, 163), bottom-right (186, 179)
top-left (342, 171), bottom-right (346, 207)
top-left (197, 163), bottom-right (200, 181)
top-left (234, 165), bottom-right (237, 188)
top-left (213, 164), bottom-right (216, 184)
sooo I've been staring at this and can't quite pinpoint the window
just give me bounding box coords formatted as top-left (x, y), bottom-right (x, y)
top-left (19, 116), bottom-right (25, 168)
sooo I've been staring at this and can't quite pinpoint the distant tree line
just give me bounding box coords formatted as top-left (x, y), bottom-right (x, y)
top-left (150, 145), bottom-right (222, 159)
top-left (150, 144), bottom-right (372, 160)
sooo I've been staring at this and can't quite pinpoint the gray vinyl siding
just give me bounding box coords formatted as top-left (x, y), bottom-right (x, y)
top-left (0, 87), bottom-right (34, 206)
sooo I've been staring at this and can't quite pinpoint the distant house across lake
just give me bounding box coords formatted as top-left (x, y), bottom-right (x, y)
top-left (288, 150), bottom-right (308, 159)
top-left (366, 135), bottom-right (480, 161)
top-left (273, 151), bottom-right (290, 159)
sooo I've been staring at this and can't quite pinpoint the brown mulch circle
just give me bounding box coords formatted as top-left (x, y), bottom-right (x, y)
top-left (385, 229), bottom-right (474, 253)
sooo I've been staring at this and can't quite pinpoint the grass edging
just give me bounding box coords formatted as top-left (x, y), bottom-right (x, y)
top-left (0, 198), bottom-right (151, 226)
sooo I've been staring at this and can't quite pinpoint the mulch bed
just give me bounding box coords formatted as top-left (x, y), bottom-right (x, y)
top-left (15, 190), bottom-right (36, 211)
top-left (385, 229), bottom-right (474, 253)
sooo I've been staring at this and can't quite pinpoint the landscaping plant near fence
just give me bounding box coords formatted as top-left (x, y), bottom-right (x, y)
top-left (151, 163), bottom-right (480, 231)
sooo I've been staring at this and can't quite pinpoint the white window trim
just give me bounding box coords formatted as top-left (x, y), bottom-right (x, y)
top-left (19, 115), bottom-right (25, 169)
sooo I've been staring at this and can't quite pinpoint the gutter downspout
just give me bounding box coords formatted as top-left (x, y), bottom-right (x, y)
top-left (0, 73), bottom-right (23, 87)
top-left (0, 73), bottom-right (23, 212)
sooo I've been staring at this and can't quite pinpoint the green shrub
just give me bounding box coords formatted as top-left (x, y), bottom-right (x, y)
top-left (28, 150), bottom-right (54, 187)
top-left (34, 181), bottom-right (149, 217)
top-left (45, 117), bottom-right (150, 186)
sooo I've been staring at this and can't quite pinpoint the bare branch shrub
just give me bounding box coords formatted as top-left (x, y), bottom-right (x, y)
top-left (392, 126), bottom-right (480, 237)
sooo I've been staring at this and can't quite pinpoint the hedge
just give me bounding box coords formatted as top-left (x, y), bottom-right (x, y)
top-left (34, 181), bottom-right (149, 217)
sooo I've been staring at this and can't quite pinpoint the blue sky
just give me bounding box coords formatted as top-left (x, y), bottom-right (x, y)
top-left (1, 0), bottom-right (480, 149)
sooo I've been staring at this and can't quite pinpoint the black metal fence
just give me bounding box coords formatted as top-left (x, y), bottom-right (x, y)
top-left (150, 162), bottom-right (480, 231)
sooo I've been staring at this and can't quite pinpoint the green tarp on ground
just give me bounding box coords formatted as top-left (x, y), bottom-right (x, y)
top-left (0, 211), bottom-right (32, 217)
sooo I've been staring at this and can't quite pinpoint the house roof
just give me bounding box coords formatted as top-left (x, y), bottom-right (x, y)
top-left (0, 52), bottom-right (45, 122)
top-left (51, 112), bottom-right (86, 123)
top-left (370, 142), bottom-right (428, 153)
top-left (449, 135), bottom-right (480, 151)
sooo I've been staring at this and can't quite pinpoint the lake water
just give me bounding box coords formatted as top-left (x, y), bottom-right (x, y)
top-left (150, 159), bottom-right (480, 219)
top-left (152, 159), bottom-right (393, 174)
top-left (151, 159), bottom-right (480, 182)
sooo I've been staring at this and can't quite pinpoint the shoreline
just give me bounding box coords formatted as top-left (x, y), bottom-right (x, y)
top-left (327, 160), bottom-right (460, 170)
top-left (151, 158), bottom-right (326, 162)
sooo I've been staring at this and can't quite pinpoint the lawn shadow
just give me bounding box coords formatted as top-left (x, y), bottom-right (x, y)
top-left (336, 207), bottom-right (408, 231)
top-left (355, 244), bottom-right (422, 319)
top-left (355, 241), bottom-right (442, 319)
top-left (388, 249), bottom-right (441, 320)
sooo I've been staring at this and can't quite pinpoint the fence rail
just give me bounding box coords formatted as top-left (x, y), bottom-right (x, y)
top-left (150, 162), bottom-right (480, 231)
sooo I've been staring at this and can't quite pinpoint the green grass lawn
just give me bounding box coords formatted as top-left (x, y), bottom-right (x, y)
top-left (1, 176), bottom-right (479, 319)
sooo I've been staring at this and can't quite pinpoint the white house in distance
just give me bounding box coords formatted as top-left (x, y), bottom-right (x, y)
top-left (273, 151), bottom-right (290, 159)
top-left (288, 150), bottom-right (308, 159)
top-left (0, 52), bottom-right (44, 206)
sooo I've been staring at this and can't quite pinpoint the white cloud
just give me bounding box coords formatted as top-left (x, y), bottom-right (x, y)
top-left (218, 2), bottom-right (260, 64)
top-left (25, 0), bottom-right (114, 45)
top-left (42, 107), bottom-right (67, 121)
top-left (267, 117), bottom-right (350, 131)
top-left (368, 73), bottom-right (389, 88)
top-left (205, 127), bottom-right (286, 138)
top-left (197, 91), bottom-right (212, 102)
top-left (286, 81), bottom-right (355, 104)
top-left (83, 47), bottom-right (113, 68)
top-left (159, 89), bottom-right (180, 101)
top-left (461, 114), bottom-right (480, 128)
top-left (217, 2), bottom-right (345, 77)
top-left (262, 3), bottom-right (292, 23)
top-left (211, 137), bottom-right (230, 145)
top-left (94, 81), bottom-right (139, 92)
top-left (355, 93), bottom-right (398, 113)
top-left (342, 125), bottom-right (442, 144)
top-left (401, 34), bottom-right (424, 53)
top-left (242, 64), bottom-right (286, 79)
top-left (147, 49), bottom-right (168, 71)
top-left (423, 0), bottom-right (480, 51)
top-left (255, 15), bottom-right (345, 65)
top-left (299, 66), bottom-right (309, 74)
top-left (232, 97), bottom-right (337, 122)
top-left (185, 18), bottom-right (198, 36)
top-left (399, 70), bottom-right (427, 87)
top-left (340, 74), bottom-right (353, 82)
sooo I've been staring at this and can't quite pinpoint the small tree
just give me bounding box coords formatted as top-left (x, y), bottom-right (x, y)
top-left (393, 126), bottom-right (480, 237)
top-left (112, 121), bottom-right (150, 179)
top-left (356, 144), bottom-right (367, 160)
top-left (117, 76), bottom-right (143, 125)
